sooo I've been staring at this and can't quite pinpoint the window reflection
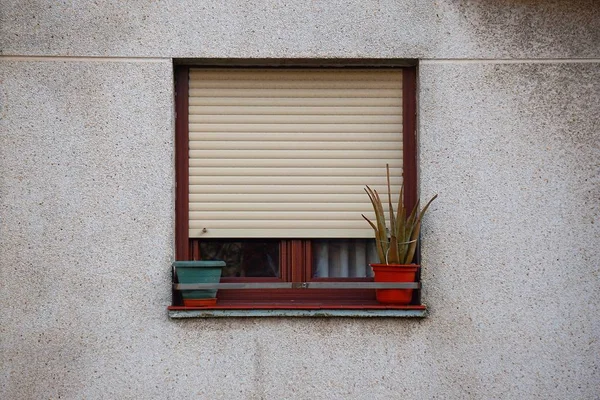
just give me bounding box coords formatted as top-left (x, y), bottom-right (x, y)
top-left (199, 240), bottom-right (279, 278)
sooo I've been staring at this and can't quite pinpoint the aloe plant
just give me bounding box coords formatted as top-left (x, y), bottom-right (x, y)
top-left (362, 165), bottom-right (437, 265)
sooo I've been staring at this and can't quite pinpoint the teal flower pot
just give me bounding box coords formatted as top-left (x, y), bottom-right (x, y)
top-left (174, 261), bottom-right (225, 306)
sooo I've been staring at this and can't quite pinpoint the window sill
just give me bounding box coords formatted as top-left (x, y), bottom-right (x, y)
top-left (167, 303), bottom-right (427, 318)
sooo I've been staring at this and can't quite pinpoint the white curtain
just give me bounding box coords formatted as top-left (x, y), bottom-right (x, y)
top-left (313, 239), bottom-right (376, 278)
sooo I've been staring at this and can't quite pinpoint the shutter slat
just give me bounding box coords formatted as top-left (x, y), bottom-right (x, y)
top-left (189, 114), bottom-right (401, 124)
top-left (190, 202), bottom-right (399, 211)
top-left (189, 149), bottom-right (401, 160)
top-left (190, 211), bottom-right (392, 220)
top-left (190, 184), bottom-right (401, 195)
top-left (190, 88), bottom-right (400, 98)
top-left (189, 132), bottom-right (402, 142)
top-left (189, 123), bottom-right (402, 133)
top-left (189, 80), bottom-right (401, 89)
top-left (190, 220), bottom-right (377, 229)
top-left (189, 167), bottom-right (403, 177)
top-left (189, 106), bottom-right (401, 115)
top-left (189, 97), bottom-right (402, 107)
top-left (189, 159), bottom-right (403, 168)
top-left (189, 228), bottom-right (375, 238)
top-left (189, 176), bottom-right (402, 185)
top-left (189, 193), bottom-right (400, 203)
top-left (190, 141), bottom-right (402, 151)
top-left (190, 69), bottom-right (401, 80)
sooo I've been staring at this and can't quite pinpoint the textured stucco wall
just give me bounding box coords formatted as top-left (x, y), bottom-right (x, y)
top-left (1, 1), bottom-right (599, 399)
top-left (1, 0), bottom-right (599, 59)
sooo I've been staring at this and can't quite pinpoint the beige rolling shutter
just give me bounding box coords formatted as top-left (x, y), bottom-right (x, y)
top-left (188, 68), bottom-right (403, 238)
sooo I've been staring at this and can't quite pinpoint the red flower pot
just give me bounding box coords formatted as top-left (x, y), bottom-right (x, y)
top-left (370, 263), bottom-right (420, 304)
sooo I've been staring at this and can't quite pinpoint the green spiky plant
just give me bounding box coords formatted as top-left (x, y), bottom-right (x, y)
top-left (362, 165), bottom-right (437, 265)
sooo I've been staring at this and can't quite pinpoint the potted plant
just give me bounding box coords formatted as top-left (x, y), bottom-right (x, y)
top-left (362, 165), bottom-right (437, 304)
top-left (173, 260), bottom-right (225, 307)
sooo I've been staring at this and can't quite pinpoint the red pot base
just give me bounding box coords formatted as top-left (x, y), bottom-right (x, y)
top-left (182, 298), bottom-right (218, 307)
top-left (371, 264), bottom-right (420, 304)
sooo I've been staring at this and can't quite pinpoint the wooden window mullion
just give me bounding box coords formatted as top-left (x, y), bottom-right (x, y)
top-left (302, 240), bottom-right (312, 281)
top-left (279, 240), bottom-right (291, 281)
top-left (290, 240), bottom-right (305, 283)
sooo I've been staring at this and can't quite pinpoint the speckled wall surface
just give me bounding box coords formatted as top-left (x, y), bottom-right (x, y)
top-left (1, 1), bottom-right (599, 399)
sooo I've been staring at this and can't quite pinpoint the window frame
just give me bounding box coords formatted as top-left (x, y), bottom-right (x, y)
top-left (174, 62), bottom-right (419, 308)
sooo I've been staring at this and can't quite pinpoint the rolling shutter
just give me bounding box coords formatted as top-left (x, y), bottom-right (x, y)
top-left (188, 68), bottom-right (403, 238)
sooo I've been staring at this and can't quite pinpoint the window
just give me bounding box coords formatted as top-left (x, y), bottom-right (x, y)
top-left (174, 63), bottom-right (419, 309)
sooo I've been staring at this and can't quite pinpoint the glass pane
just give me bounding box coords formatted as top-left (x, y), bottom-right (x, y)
top-left (199, 240), bottom-right (280, 278)
top-left (312, 239), bottom-right (377, 278)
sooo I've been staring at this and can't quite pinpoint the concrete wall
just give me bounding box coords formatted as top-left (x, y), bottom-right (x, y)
top-left (1, 1), bottom-right (598, 399)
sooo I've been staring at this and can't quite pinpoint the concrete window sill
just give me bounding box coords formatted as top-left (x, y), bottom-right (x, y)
top-left (168, 305), bottom-right (427, 318)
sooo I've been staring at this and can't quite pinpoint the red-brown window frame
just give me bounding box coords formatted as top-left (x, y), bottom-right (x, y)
top-left (174, 64), bottom-right (418, 306)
